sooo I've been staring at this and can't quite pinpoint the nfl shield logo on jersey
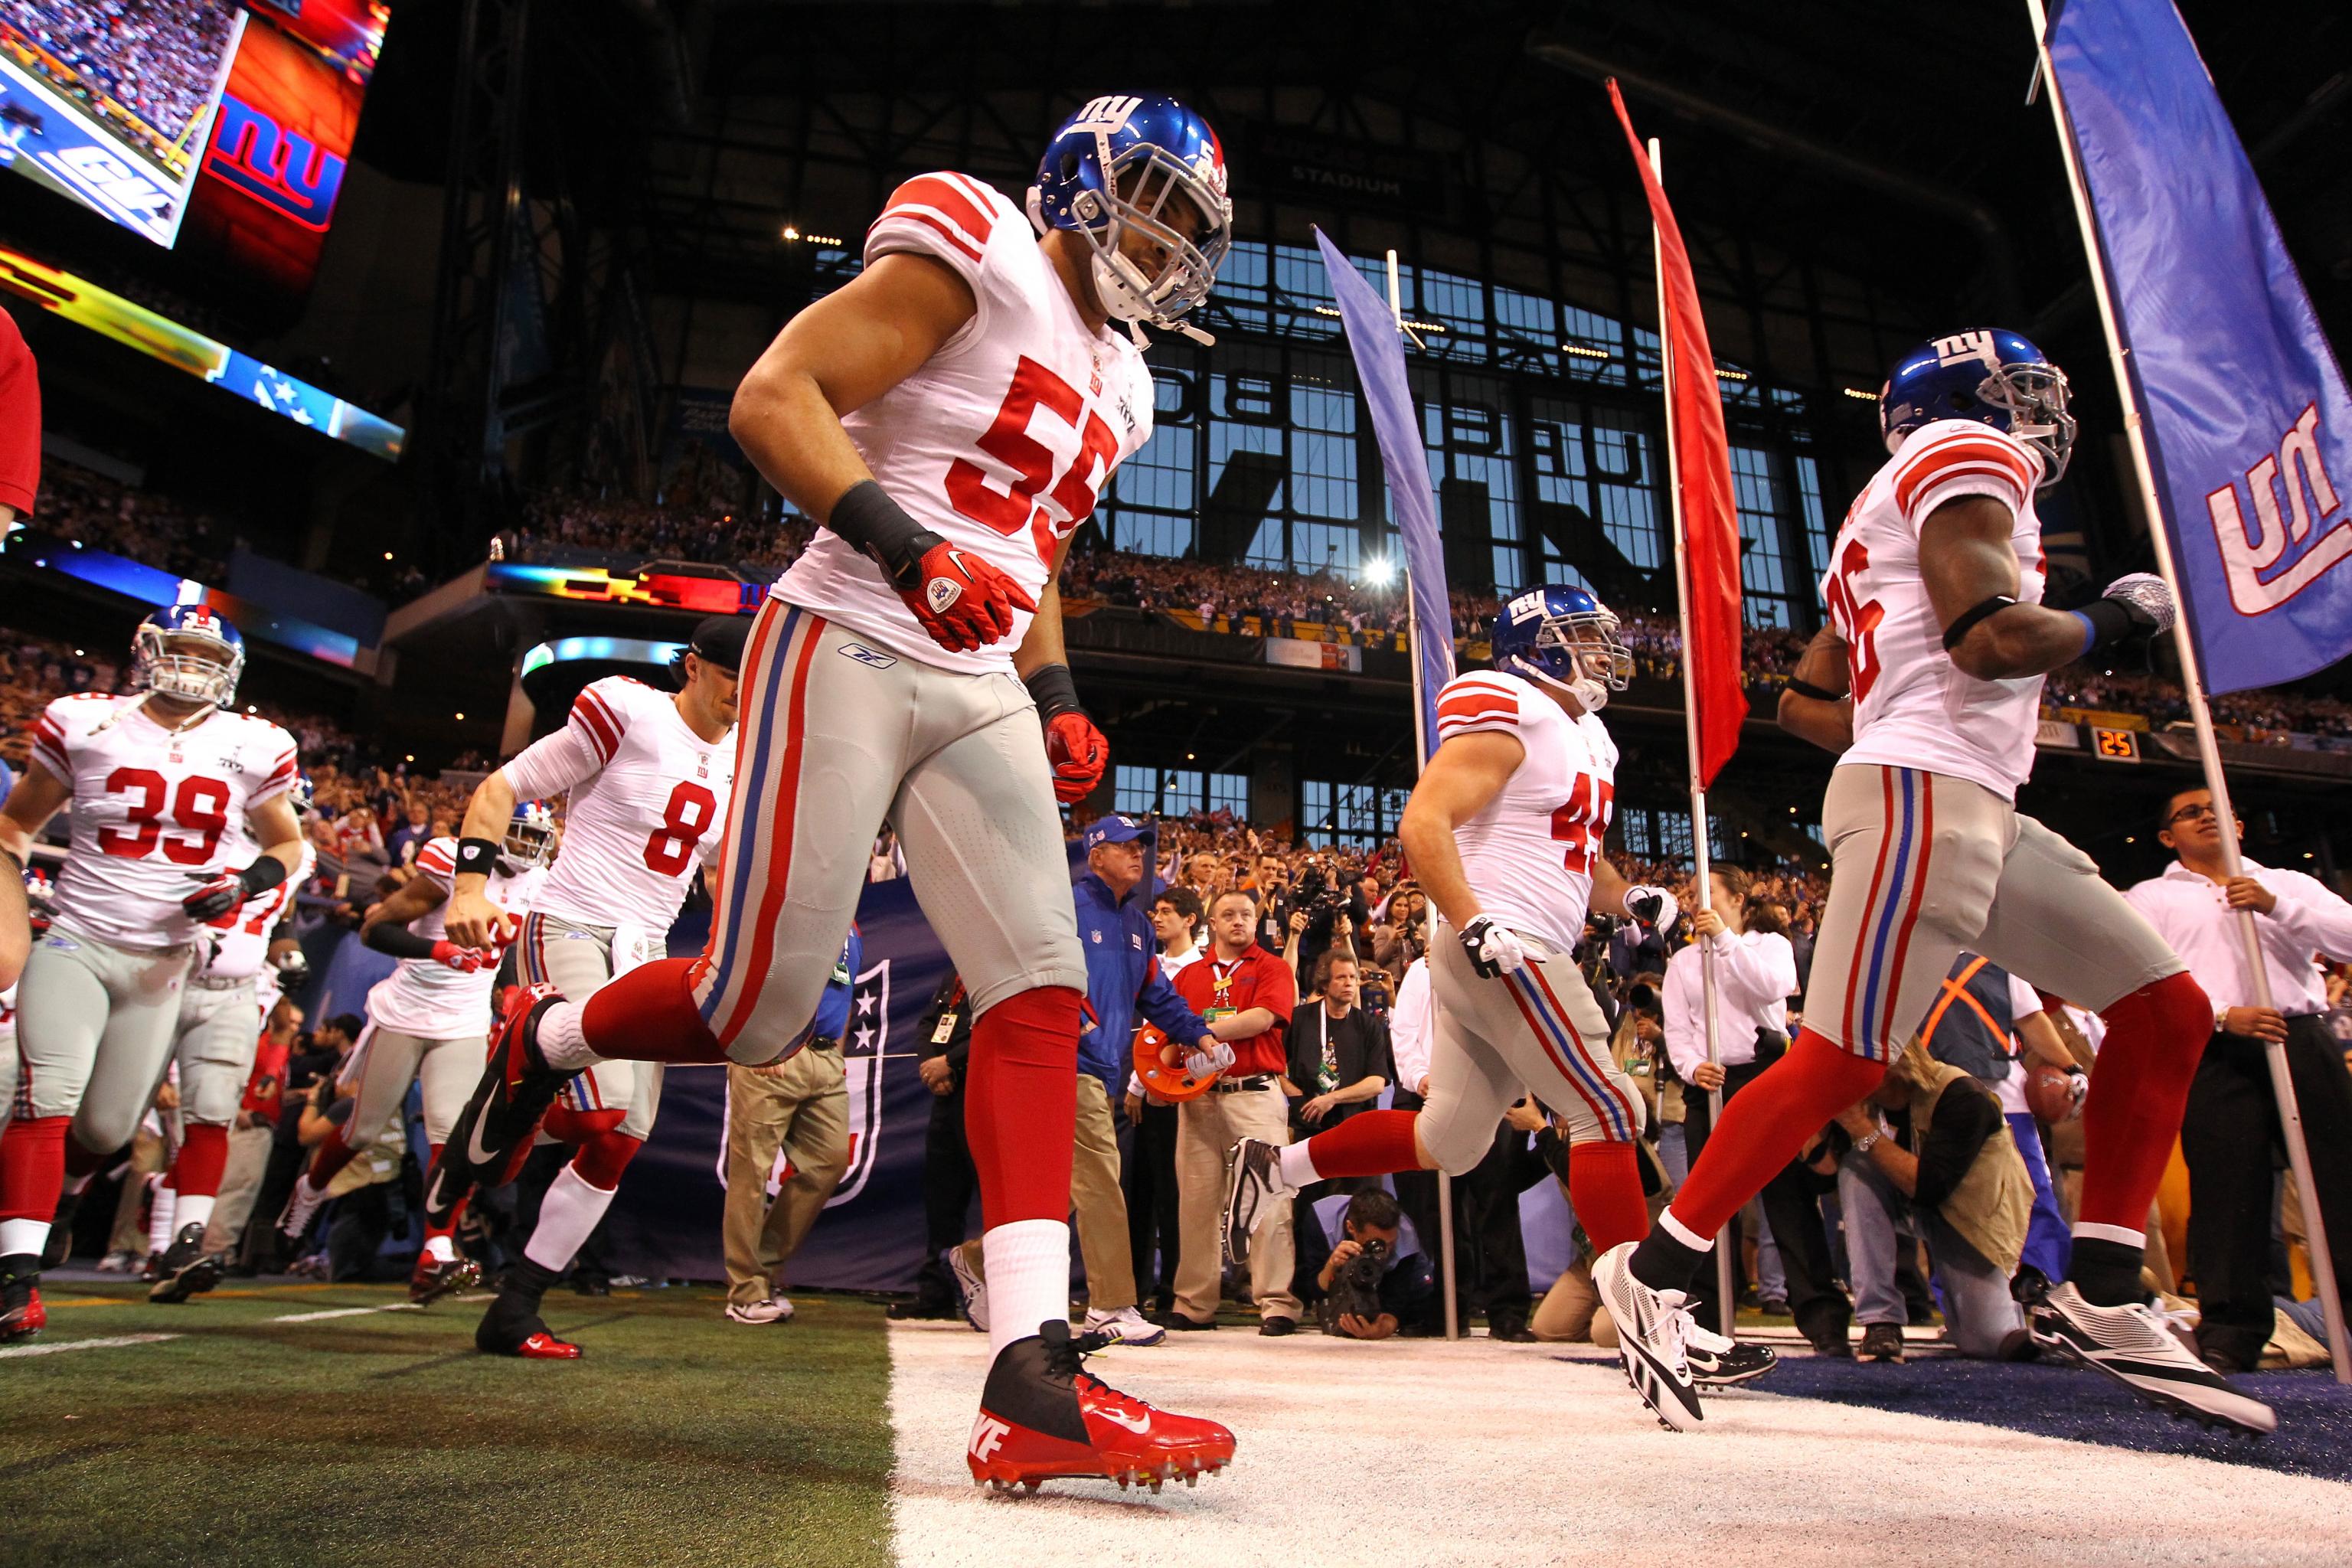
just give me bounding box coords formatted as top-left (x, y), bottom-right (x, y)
top-left (825, 960), bottom-right (893, 1208)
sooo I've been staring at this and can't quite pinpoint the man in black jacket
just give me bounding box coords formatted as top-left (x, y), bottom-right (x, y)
top-left (890, 972), bottom-right (978, 1321)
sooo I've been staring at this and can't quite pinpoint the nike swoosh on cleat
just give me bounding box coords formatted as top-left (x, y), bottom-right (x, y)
top-left (465, 1113), bottom-right (500, 1169)
top-left (1097, 1408), bottom-right (1152, 1436)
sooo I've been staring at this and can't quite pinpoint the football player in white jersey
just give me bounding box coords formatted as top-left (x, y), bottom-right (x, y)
top-left (1593, 329), bottom-right (2269, 1436)
top-left (47, 801), bottom-right (316, 1303)
top-left (0, 606), bottom-right (303, 1340)
top-left (1217, 588), bottom-right (1778, 1374)
top-left (276, 803), bottom-right (552, 1302)
top-left (434, 616), bottom-right (742, 1358)
top-left (433, 93), bottom-right (1236, 1491)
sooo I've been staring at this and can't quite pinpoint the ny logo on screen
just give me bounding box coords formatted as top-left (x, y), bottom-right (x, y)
top-left (201, 96), bottom-right (347, 232)
top-left (2205, 403), bottom-right (2350, 613)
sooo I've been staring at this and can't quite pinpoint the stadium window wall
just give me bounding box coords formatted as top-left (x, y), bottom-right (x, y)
top-left (1114, 765), bottom-right (1252, 821)
top-left (1300, 779), bottom-right (1411, 850)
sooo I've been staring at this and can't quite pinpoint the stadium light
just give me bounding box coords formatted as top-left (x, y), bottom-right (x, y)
top-left (1364, 556), bottom-right (1397, 586)
top-left (1841, 387), bottom-right (1878, 400)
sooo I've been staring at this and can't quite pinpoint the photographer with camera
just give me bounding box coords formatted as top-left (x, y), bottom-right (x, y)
top-left (1313, 1187), bottom-right (1436, 1339)
top-left (1281, 858), bottom-right (1357, 992)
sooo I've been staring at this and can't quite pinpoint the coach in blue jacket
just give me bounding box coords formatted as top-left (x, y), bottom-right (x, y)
top-left (1067, 815), bottom-right (1218, 1345)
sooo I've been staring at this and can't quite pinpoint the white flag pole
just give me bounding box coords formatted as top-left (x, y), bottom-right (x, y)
top-left (1388, 246), bottom-right (1461, 1344)
top-left (1647, 136), bottom-right (1737, 1339)
top-left (2025, 0), bottom-right (2347, 1382)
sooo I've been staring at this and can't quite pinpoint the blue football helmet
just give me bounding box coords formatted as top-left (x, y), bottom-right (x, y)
top-left (1027, 93), bottom-right (1232, 340)
top-left (505, 800), bottom-right (557, 869)
top-left (289, 770), bottom-right (315, 816)
top-left (1880, 328), bottom-right (2076, 485)
top-left (132, 603), bottom-right (245, 709)
top-left (1489, 586), bottom-right (1633, 710)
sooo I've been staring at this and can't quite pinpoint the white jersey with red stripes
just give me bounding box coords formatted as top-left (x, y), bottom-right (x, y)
top-left (1825, 417), bottom-right (2050, 801)
top-left (505, 675), bottom-right (734, 933)
top-left (196, 836), bottom-right (316, 982)
top-left (28, 694), bottom-right (297, 949)
top-left (364, 836), bottom-right (544, 1038)
top-left (773, 170), bottom-right (1158, 674)
top-left (1432, 671), bottom-right (1618, 953)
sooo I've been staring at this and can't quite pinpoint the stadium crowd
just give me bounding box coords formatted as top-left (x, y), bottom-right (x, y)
top-left (0, 0), bottom-right (241, 146)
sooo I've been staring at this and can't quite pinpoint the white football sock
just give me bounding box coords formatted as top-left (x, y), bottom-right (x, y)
top-left (423, 1233), bottom-right (456, 1263)
top-left (1276, 1141), bottom-right (1321, 1188)
top-left (0, 1218), bottom-right (51, 1258)
top-left (524, 1162), bottom-right (618, 1272)
top-left (537, 1000), bottom-right (600, 1073)
top-left (174, 1194), bottom-right (215, 1233)
top-left (146, 1182), bottom-right (179, 1255)
top-left (1659, 1207), bottom-right (1714, 1253)
top-left (981, 1218), bottom-right (1070, 1361)
top-left (2072, 1220), bottom-right (2146, 1248)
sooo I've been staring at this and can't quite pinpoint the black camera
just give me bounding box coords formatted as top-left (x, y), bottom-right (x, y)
top-left (1292, 862), bottom-right (1350, 936)
top-left (1324, 1235), bottom-right (1390, 1330)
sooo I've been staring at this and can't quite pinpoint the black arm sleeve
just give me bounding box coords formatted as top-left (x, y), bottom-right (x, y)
top-left (1912, 1083), bottom-right (2004, 1210)
top-left (362, 923), bottom-right (439, 961)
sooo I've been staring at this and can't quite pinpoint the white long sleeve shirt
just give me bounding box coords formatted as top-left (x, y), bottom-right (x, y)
top-left (2123, 858), bottom-right (2352, 1017)
top-left (1663, 929), bottom-right (1799, 1083)
top-left (1388, 956), bottom-right (1433, 1095)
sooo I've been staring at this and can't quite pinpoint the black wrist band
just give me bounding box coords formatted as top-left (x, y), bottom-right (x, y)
top-left (2076, 596), bottom-right (2138, 653)
top-left (455, 837), bottom-right (499, 878)
top-left (237, 855), bottom-right (290, 897)
top-left (1784, 677), bottom-right (1842, 703)
top-left (1024, 662), bottom-right (1083, 721)
top-left (826, 479), bottom-right (939, 590)
top-left (1940, 594), bottom-right (2020, 652)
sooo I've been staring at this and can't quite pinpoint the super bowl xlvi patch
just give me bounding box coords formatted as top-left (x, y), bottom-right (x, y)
top-left (838, 642), bottom-right (898, 671)
top-left (44, 933), bottom-right (80, 952)
top-left (926, 577), bottom-right (963, 613)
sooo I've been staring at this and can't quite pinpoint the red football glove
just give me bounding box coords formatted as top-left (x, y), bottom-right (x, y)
top-left (894, 538), bottom-right (1037, 654)
top-left (430, 939), bottom-right (491, 973)
top-left (1045, 710), bottom-right (1109, 804)
top-left (181, 872), bottom-right (248, 923)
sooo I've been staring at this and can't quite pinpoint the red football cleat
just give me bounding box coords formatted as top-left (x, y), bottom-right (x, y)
top-left (511, 1331), bottom-right (583, 1360)
top-left (21, 1285), bottom-right (45, 1334)
top-left (966, 1321), bottom-right (1236, 1493)
top-left (0, 1269), bottom-right (40, 1344)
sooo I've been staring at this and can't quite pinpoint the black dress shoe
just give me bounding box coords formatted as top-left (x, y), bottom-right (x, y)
top-left (1487, 1319), bottom-right (1536, 1343)
top-left (1812, 1336), bottom-right (1854, 1360)
top-left (886, 1298), bottom-right (963, 1321)
top-left (1259, 1315), bottom-right (1298, 1337)
top-left (1155, 1311), bottom-right (1217, 1331)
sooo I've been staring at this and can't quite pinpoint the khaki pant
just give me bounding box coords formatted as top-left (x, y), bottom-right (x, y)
top-left (106, 1126), bottom-right (169, 1256)
top-left (201, 1122), bottom-right (277, 1256)
top-left (958, 1073), bottom-right (1136, 1312)
top-left (720, 1043), bottom-right (849, 1305)
top-left (1174, 1082), bottom-right (1301, 1324)
top-left (1530, 1256), bottom-right (1619, 1348)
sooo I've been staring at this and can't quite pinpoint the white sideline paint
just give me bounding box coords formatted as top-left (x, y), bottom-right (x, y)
top-left (269, 1302), bottom-right (425, 1323)
top-left (0, 1333), bottom-right (181, 1360)
top-left (885, 1319), bottom-right (2352, 1568)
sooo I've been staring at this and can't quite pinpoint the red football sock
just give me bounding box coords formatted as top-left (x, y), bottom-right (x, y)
top-left (571, 1130), bottom-right (642, 1191)
top-left (963, 986), bottom-right (1081, 1230)
top-left (1668, 1027), bottom-right (1886, 1241)
top-left (1568, 1140), bottom-right (1649, 1253)
top-left (1304, 1109), bottom-right (1422, 1178)
top-left (172, 1123), bottom-right (230, 1199)
top-left (302, 1122), bottom-right (359, 1189)
top-left (63, 1136), bottom-right (106, 1181)
top-left (0, 1116), bottom-right (68, 1227)
top-left (580, 957), bottom-right (727, 1064)
top-left (2078, 972), bottom-right (2211, 1234)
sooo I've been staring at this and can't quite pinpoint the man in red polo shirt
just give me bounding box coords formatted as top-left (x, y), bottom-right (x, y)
top-left (1165, 890), bottom-right (1301, 1334)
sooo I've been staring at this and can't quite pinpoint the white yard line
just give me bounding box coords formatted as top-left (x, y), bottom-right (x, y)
top-left (886, 1318), bottom-right (2352, 1568)
top-left (269, 1302), bottom-right (424, 1323)
top-left (0, 1333), bottom-right (181, 1360)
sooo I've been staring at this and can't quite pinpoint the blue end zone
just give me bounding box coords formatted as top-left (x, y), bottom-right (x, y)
top-left (1759, 1357), bottom-right (2352, 1482)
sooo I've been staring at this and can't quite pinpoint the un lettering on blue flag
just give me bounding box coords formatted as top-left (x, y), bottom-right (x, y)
top-left (2051, 2), bottom-right (2352, 694)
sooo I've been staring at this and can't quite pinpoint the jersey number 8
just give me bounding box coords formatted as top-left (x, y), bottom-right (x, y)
top-left (644, 781), bottom-right (718, 876)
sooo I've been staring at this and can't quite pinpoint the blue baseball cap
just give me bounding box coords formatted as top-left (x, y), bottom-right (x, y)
top-left (1083, 814), bottom-right (1149, 852)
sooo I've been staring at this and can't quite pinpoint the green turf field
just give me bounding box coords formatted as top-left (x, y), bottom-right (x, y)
top-left (1, 1280), bottom-right (894, 1568)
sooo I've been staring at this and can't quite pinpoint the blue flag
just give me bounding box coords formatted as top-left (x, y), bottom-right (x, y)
top-left (1314, 230), bottom-right (1454, 759)
top-left (2050, 2), bottom-right (2352, 694)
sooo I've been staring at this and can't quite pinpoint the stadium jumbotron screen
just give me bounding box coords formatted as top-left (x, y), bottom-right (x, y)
top-left (0, 1), bottom-right (388, 292)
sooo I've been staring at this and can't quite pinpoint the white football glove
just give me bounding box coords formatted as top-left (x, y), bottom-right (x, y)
top-left (1182, 1042), bottom-right (1236, 1078)
top-left (1624, 884), bottom-right (1679, 931)
top-left (2102, 572), bottom-right (2176, 635)
top-left (1459, 914), bottom-right (1530, 979)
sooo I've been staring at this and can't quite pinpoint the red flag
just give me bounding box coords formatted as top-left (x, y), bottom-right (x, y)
top-left (1607, 81), bottom-right (1747, 787)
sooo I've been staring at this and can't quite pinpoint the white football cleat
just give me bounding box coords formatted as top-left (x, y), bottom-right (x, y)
top-left (1592, 1242), bottom-right (1705, 1431)
top-left (2026, 1280), bottom-right (2275, 1435)
top-left (1083, 1305), bottom-right (1168, 1348)
top-left (946, 1244), bottom-right (989, 1334)
top-left (1221, 1137), bottom-right (1292, 1266)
